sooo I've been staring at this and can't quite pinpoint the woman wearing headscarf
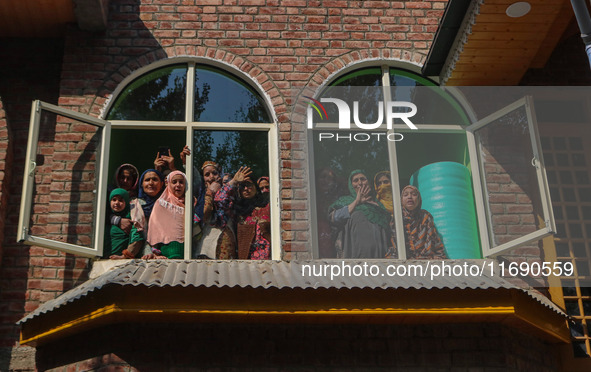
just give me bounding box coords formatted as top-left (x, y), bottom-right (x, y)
top-left (373, 170), bottom-right (398, 258)
top-left (215, 166), bottom-right (271, 260)
top-left (374, 171), bottom-right (393, 215)
top-left (194, 160), bottom-right (236, 259)
top-left (125, 169), bottom-right (165, 257)
top-left (328, 170), bottom-right (392, 259)
top-left (257, 176), bottom-right (270, 194)
top-left (145, 170), bottom-right (188, 259)
top-left (400, 185), bottom-right (447, 259)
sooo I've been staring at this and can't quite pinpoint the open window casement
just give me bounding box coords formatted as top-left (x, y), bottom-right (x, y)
top-left (466, 96), bottom-right (556, 257)
top-left (18, 100), bottom-right (111, 258)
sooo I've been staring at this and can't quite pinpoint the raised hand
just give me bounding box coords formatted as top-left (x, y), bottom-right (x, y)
top-left (161, 149), bottom-right (176, 171)
top-left (154, 152), bottom-right (167, 172)
top-left (230, 166), bottom-right (253, 186)
top-left (180, 145), bottom-right (191, 165)
top-left (359, 184), bottom-right (372, 203)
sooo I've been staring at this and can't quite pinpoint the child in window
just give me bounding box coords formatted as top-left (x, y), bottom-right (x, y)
top-left (145, 170), bottom-right (187, 259)
top-left (105, 188), bottom-right (144, 259)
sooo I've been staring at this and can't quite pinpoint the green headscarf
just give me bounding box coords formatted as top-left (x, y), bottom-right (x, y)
top-left (329, 169), bottom-right (391, 230)
top-left (109, 188), bottom-right (130, 217)
top-left (105, 188), bottom-right (139, 257)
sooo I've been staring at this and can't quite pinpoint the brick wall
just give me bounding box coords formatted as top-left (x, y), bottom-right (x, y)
top-left (0, 39), bottom-right (91, 370)
top-left (478, 109), bottom-right (547, 286)
top-left (13, 1), bottom-right (588, 370)
top-left (57, 0), bottom-right (449, 261)
top-left (0, 2), bottom-right (451, 368)
top-left (0, 98), bottom-right (11, 265)
top-left (36, 322), bottom-right (559, 371)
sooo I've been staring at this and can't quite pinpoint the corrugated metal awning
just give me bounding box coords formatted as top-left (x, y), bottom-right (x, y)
top-left (19, 259), bottom-right (566, 324)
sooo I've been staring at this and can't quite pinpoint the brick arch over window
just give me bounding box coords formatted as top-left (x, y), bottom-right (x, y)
top-left (307, 48), bottom-right (425, 87)
top-left (90, 47), bottom-right (284, 120)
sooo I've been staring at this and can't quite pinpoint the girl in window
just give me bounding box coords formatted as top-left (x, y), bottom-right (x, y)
top-left (329, 170), bottom-right (392, 259)
top-left (105, 188), bottom-right (144, 259)
top-left (145, 170), bottom-right (188, 259)
top-left (111, 163), bottom-right (139, 198)
top-left (216, 166), bottom-right (271, 260)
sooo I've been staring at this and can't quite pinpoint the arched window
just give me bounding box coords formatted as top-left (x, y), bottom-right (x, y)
top-left (307, 66), bottom-right (554, 260)
top-left (18, 61), bottom-right (279, 260)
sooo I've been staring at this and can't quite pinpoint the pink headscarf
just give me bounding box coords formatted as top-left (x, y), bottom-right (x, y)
top-left (147, 171), bottom-right (186, 245)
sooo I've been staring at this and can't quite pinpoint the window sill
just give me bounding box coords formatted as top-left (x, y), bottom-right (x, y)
top-left (90, 259), bottom-right (131, 279)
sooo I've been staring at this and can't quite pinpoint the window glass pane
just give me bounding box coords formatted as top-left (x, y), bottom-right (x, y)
top-left (309, 68), bottom-right (470, 260)
top-left (191, 130), bottom-right (270, 260)
top-left (318, 69), bottom-right (384, 125)
top-left (108, 129), bottom-right (186, 183)
top-left (389, 71), bottom-right (469, 125)
top-left (554, 137), bottom-right (567, 150)
top-left (560, 171), bottom-right (574, 184)
top-left (553, 205), bottom-right (563, 219)
top-left (106, 130), bottom-right (186, 259)
top-left (473, 105), bottom-right (547, 248)
top-left (572, 341), bottom-right (589, 357)
top-left (573, 153), bottom-right (586, 167)
top-left (563, 188), bottom-right (576, 202)
top-left (576, 171), bottom-right (590, 184)
top-left (556, 242), bottom-right (570, 257)
top-left (577, 260), bottom-right (590, 276)
top-left (571, 321), bottom-right (585, 337)
top-left (570, 137), bottom-right (584, 150)
top-left (570, 224), bottom-right (583, 238)
top-left (566, 206), bottom-right (580, 220)
top-left (107, 64), bottom-right (187, 121)
top-left (29, 110), bottom-right (101, 248)
top-left (566, 300), bottom-right (581, 316)
top-left (580, 188), bottom-right (591, 202)
top-left (556, 154), bottom-right (569, 167)
top-left (580, 286), bottom-right (591, 296)
top-left (573, 243), bottom-right (587, 258)
top-left (396, 132), bottom-right (479, 259)
top-left (562, 280), bottom-right (577, 296)
top-left (312, 131), bottom-right (394, 259)
top-left (583, 300), bottom-right (591, 315)
top-left (543, 152), bottom-right (554, 166)
top-left (556, 223), bottom-right (566, 238)
top-left (194, 65), bottom-right (271, 123)
top-left (546, 170), bottom-right (557, 185)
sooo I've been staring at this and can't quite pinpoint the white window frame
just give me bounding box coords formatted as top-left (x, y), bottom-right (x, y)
top-left (308, 68), bottom-right (555, 260)
top-left (107, 60), bottom-right (280, 260)
top-left (307, 65), bottom-right (470, 259)
top-left (466, 96), bottom-right (556, 257)
top-left (19, 60), bottom-right (280, 260)
top-left (17, 100), bottom-right (111, 258)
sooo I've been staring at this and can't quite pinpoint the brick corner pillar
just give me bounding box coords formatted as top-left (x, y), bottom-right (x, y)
top-left (0, 97), bottom-right (14, 265)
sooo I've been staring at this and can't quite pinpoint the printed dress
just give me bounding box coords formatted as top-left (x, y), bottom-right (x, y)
top-left (215, 184), bottom-right (271, 260)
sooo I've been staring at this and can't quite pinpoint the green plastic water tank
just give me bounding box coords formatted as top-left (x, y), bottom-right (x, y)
top-left (409, 161), bottom-right (481, 259)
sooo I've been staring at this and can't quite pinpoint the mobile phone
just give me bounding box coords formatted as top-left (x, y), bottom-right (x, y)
top-left (158, 146), bottom-right (170, 157)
